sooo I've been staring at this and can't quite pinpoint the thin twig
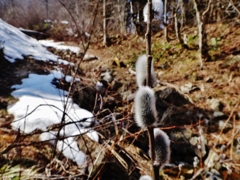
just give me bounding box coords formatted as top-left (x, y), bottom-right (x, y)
top-left (230, 114), bottom-right (236, 160)
top-left (145, 1), bottom-right (159, 179)
top-left (214, 102), bottom-right (239, 147)
top-left (148, 126), bottom-right (159, 180)
top-left (145, 0), bottom-right (153, 88)
top-left (229, 0), bottom-right (240, 16)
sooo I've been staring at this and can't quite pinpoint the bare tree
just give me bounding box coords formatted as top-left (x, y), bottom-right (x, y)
top-left (145, 0), bottom-right (153, 88)
top-left (163, 0), bottom-right (168, 41)
top-left (173, 0), bottom-right (184, 45)
top-left (117, 0), bottom-right (127, 34)
top-left (145, 1), bottom-right (160, 180)
top-left (103, 0), bottom-right (107, 45)
top-left (193, 0), bottom-right (211, 69)
top-left (129, 0), bottom-right (136, 34)
top-left (44, 0), bottom-right (49, 19)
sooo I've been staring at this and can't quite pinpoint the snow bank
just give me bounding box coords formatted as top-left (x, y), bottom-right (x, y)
top-left (0, 19), bottom-right (58, 63)
top-left (8, 71), bottom-right (98, 166)
top-left (9, 71), bottom-right (94, 133)
top-left (0, 19), bottom-right (98, 166)
top-left (39, 39), bottom-right (80, 54)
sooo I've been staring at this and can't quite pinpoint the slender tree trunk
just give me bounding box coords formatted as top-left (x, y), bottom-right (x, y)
top-left (164, 0), bottom-right (169, 41)
top-left (75, 0), bottom-right (79, 20)
top-left (194, 0), bottom-right (203, 68)
top-left (10, 0), bottom-right (15, 19)
top-left (179, 0), bottom-right (185, 30)
top-left (193, 0), bottom-right (210, 68)
top-left (130, 0), bottom-right (135, 34)
top-left (119, 1), bottom-right (126, 34)
top-left (103, 0), bottom-right (107, 45)
top-left (145, 2), bottom-right (159, 180)
top-left (117, 0), bottom-right (121, 34)
top-left (45, 0), bottom-right (49, 19)
top-left (137, 2), bottom-right (140, 22)
top-left (174, 10), bottom-right (183, 45)
top-left (174, 1), bottom-right (184, 46)
top-left (146, 0), bottom-right (152, 87)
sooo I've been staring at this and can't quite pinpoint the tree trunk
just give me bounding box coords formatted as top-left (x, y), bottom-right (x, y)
top-left (130, 0), bottom-right (135, 34)
top-left (75, 0), bottom-right (79, 26)
top-left (164, 0), bottom-right (169, 42)
top-left (179, 0), bottom-right (185, 30)
top-left (120, 1), bottom-right (126, 34)
top-left (145, 0), bottom-right (152, 87)
top-left (193, 0), bottom-right (210, 68)
top-left (174, 6), bottom-right (183, 45)
top-left (45, 0), bottom-right (49, 19)
top-left (103, 0), bottom-right (107, 45)
top-left (145, 1), bottom-right (159, 180)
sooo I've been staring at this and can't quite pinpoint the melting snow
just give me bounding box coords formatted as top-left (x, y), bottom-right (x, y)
top-left (39, 39), bottom-right (80, 54)
top-left (0, 19), bottom-right (98, 166)
top-left (0, 19), bottom-right (58, 63)
top-left (8, 71), bottom-right (98, 166)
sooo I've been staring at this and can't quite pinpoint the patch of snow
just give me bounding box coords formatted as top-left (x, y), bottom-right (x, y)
top-left (9, 71), bottom-right (94, 132)
top-left (66, 28), bottom-right (74, 36)
top-left (40, 132), bottom-right (86, 166)
top-left (1, 18), bottom-right (96, 166)
top-left (0, 18), bottom-right (58, 63)
top-left (8, 71), bottom-right (98, 166)
top-left (61, 20), bottom-right (69, 25)
top-left (44, 19), bottom-right (52, 23)
top-left (83, 54), bottom-right (98, 61)
top-left (57, 59), bottom-right (75, 66)
top-left (40, 131), bottom-right (57, 144)
top-left (65, 75), bottom-right (80, 83)
top-left (58, 137), bottom-right (86, 166)
top-left (87, 130), bottom-right (99, 142)
top-left (39, 39), bottom-right (80, 54)
top-left (85, 32), bottom-right (90, 37)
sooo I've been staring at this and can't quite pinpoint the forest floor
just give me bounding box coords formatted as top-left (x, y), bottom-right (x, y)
top-left (0, 20), bottom-right (240, 179)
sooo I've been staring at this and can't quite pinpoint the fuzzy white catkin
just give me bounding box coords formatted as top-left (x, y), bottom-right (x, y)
top-left (154, 128), bottom-right (171, 167)
top-left (143, 0), bottom-right (163, 22)
top-left (139, 175), bottom-right (152, 180)
top-left (135, 54), bottom-right (157, 87)
top-left (134, 86), bottom-right (157, 128)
